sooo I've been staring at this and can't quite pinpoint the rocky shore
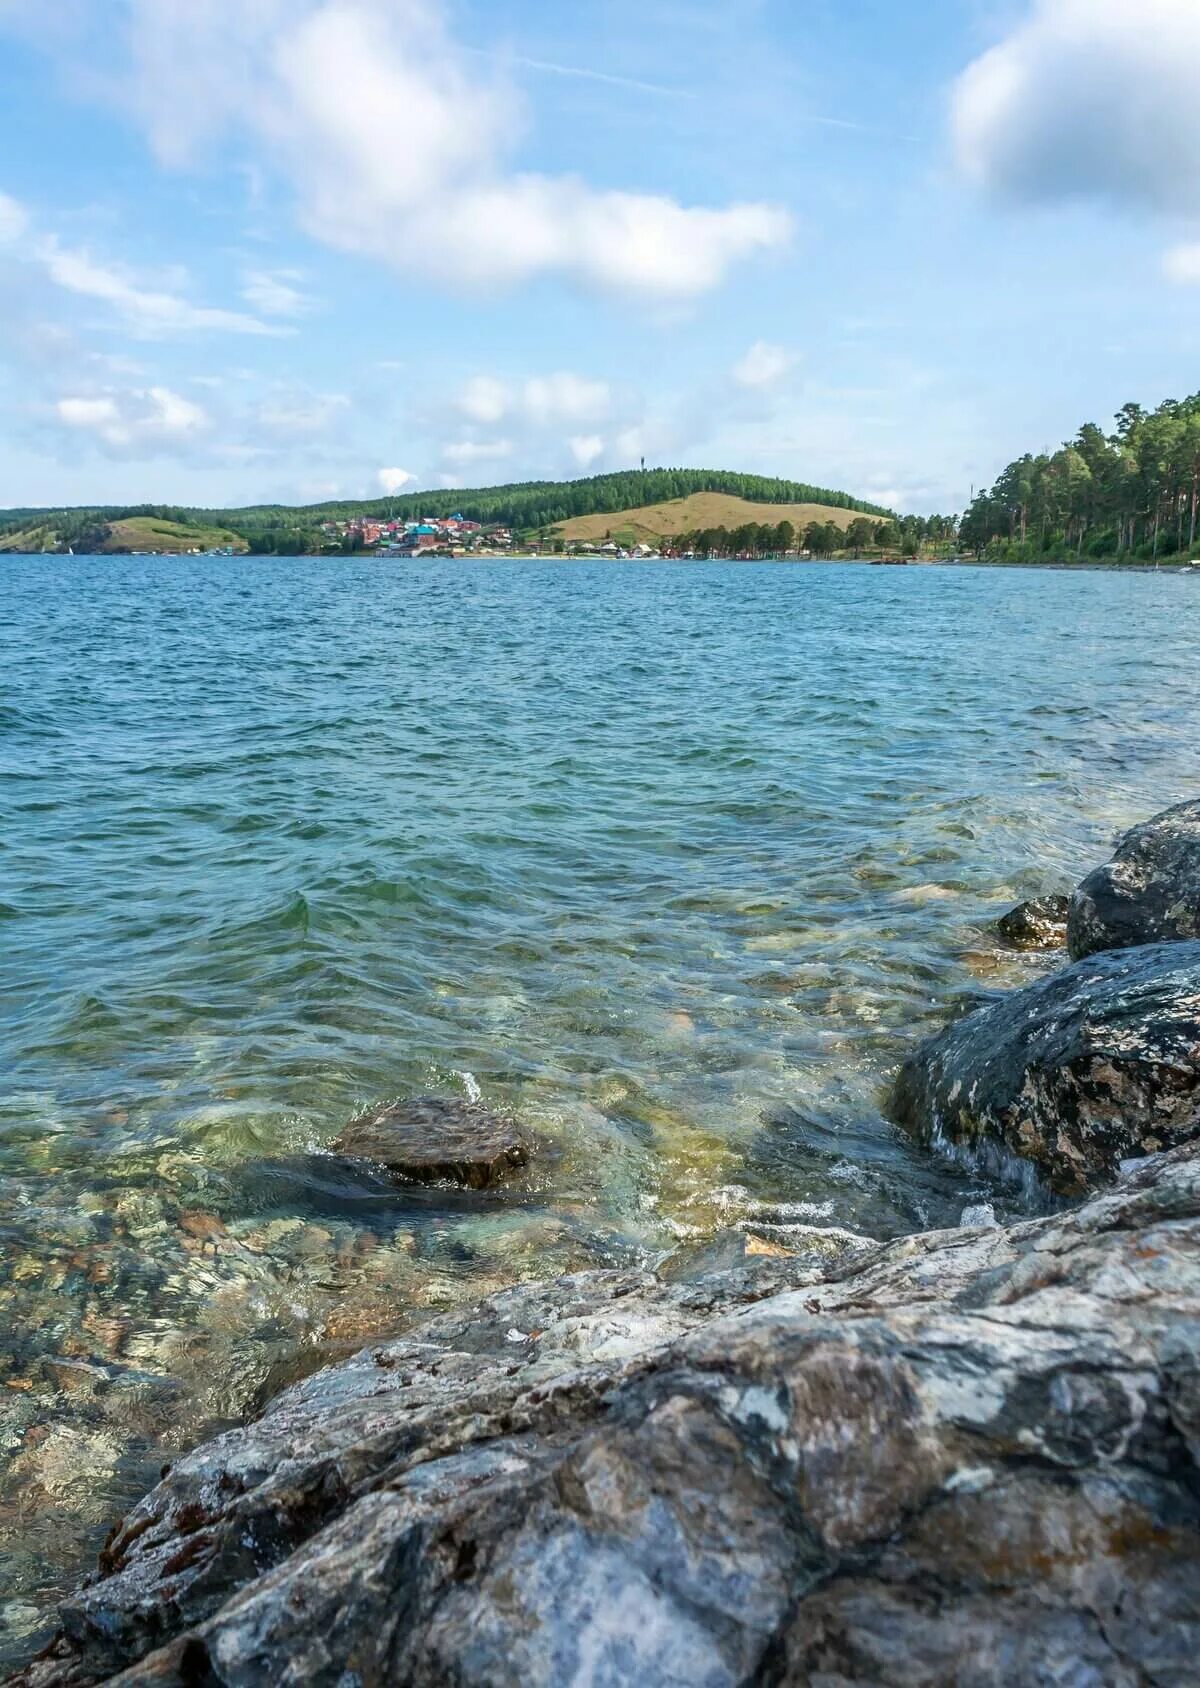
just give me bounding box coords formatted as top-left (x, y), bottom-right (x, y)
top-left (13, 802), bottom-right (1200, 1686)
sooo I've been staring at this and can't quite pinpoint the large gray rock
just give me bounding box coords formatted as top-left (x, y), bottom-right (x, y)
top-left (16, 1146), bottom-right (1200, 1687)
top-left (1070, 799), bottom-right (1200, 959)
top-left (333, 1097), bottom-right (530, 1189)
top-left (891, 940), bottom-right (1200, 1196)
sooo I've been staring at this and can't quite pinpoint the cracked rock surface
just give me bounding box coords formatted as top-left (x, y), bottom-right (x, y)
top-left (1070, 799), bottom-right (1200, 960)
top-left (891, 940), bottom-right (1200, 1196)
top-left (15, 1145), bottom-right (1200, 1687)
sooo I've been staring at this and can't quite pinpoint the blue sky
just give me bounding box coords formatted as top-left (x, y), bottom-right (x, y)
top-left (0, 0), bottom-right (1197, 514)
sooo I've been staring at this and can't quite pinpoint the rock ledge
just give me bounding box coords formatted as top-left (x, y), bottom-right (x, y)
top-left (17, 1146), bottom-right (1200, 1687)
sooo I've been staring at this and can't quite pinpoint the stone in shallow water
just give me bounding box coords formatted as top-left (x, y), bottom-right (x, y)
top-left (891, 940), bottom-right (1200, 1196)
top-left (333, 1097), bottom-right (530, 1189)
top-left (1069, 798), bottom-right (1200, 959)
top-left (994, 894), bottom-right (1070, 951)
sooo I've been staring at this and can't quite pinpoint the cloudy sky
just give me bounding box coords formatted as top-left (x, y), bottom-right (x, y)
top-left (0, 0), bottom-right (1197, 513)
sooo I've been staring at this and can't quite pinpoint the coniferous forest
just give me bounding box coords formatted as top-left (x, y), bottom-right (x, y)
top-left (960, 394), bottom-right (1200, 562)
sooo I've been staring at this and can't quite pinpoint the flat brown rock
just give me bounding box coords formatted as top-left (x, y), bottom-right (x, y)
top-left (333, 1097), bottom-right (530, 1189)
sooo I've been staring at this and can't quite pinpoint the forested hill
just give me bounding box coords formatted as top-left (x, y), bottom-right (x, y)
top-left (960, 393), bottom-right (1200, 563)
top-left (0, 468), bottom-right (894, 555)
top-left (216, 468), bottom-right (893, 533)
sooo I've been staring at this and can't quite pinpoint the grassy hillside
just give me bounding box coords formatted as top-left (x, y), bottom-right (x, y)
top-left (0, 515), bottom-right (247, 554)
top-left (551, 492), bottom-right (881, 546)
top-left (101, 516), bottom-right (248, 553)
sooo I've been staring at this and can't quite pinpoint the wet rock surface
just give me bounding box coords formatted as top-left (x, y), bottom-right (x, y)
top-left (1069, 799), bottom-right (1200, 960)
top-left (15, 1144), bottom-right (1200, 1688)
top-left (333, 1097), bottom-right (531, 1189)
top-left (994, 894), bottom-right (1070, 951)
top-left (891, 940), bottom-right (1200, 1196)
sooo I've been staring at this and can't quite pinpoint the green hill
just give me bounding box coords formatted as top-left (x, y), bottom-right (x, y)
top-left (0, 470), bottom-right (896, 557)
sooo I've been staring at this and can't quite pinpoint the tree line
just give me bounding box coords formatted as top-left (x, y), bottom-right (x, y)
top-left (960, 394), bottom-right (1200, 562)
top-left (676, 513), bottom-right (956, 559)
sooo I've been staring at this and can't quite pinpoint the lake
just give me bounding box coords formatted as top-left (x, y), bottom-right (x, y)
top-left (1, 555), bottom-right (1198, 1660)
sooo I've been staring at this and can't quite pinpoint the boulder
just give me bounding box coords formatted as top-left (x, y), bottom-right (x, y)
top-left (333, 1097), bottom-right (529, 1189)
top-left (891, 940), bottom-right (1200, 1196)
top-left (15, 1146), bottom-right (1200, 1687)
top-left (1069, 798), bottom-right (1200, 959)
top-left (993, 894), bottom-right (1069, 951)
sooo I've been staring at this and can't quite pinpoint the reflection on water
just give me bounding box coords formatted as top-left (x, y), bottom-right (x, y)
top-left (1, 555), bottom-right (1198, 1660)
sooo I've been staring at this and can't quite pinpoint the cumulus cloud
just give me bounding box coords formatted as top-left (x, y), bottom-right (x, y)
top-left (732, 340), bottom-right (797, 389)
top-left (455, 371), bottom-right (612, 427)
top-left (55, 384), bottom-right (209, 453)
top-left (457, 376), bottom-right (509, 425)
top-left (522, 372), bottom-right (611, 426)
top-left (117, 0), bottom-right (791, 299)
top-left (0, 188), bottom-right (283, 337)
top-left (377, 466), bottom-right (415, 494)
top-left (952, 0), bottom-right (1200, 215)
top-left (569, 434), bottom-right (605, 469)
top-left (1164, 244), bottom-right (1200, 285)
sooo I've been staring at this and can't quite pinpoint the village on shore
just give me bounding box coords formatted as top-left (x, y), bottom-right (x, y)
top-left (326, 511), bottom-right (913, 561)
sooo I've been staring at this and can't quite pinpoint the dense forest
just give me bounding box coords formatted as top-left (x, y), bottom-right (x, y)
top-left (676, 513), bottom-right (956, 559)
top-left (961, 394), bottom-right (1200, 562)
top-left (0, 469), bottom-right (894, 556)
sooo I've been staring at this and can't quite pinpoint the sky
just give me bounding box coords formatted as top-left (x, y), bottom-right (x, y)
top-left (0, 0), bottom-right (1197, 515)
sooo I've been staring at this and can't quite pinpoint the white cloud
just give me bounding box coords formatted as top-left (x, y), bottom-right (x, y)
top-left (455, 370), bottom-right (612, 429)
top-left (442, 438), bottom-right (514, 468)
top-left (377, 466), bottom-right (415, 494)
top-left (952, 0), bottom-right (1200, 215)
top-left (522, 372), bottom-right (611, 426)
top-left (55, 384), bottom-right (209, 452)
top-left (0, 188), bottom-right (283, 338)
top-left (240, 268), bottom-right (315, 317)
top-left (569, 434), bottom-right (605, 469)
top-left (732, 340), bottom-right (797, 389)
top-left (1164, 243), bottom-right (1200, 285)
top-left (40, 242), bottom-right (283, 338)
top-left (117, 0), bottom-right (791, 300)
top-left (256, 390), bottom-right (349, 434)
top-left (0, 189), bottom-right (29, 242)
top-left (457, 376), bottom-right (509, 425)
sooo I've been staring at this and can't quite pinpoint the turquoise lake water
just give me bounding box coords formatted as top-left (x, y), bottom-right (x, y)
top-left (2, 554), bottom-right (1199, 1657)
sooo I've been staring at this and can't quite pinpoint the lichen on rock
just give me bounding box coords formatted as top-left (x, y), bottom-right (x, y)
top-left (993, 894), bottom-right (1070, 951)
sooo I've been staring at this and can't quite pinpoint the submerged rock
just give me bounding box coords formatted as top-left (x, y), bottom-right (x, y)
top-left (16, 1145), bottom-right (1200, 1687)
top-left (333, 1097), bottom-right (530, 1189)
top-left (1069, 798), bottom-right (1200, 959)
top-left (892, 940), bottom-right (1200, 1195)
top-left (993, 893), bottom-right (1069, 951)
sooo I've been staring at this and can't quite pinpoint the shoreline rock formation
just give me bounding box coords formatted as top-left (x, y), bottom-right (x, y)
top-left (15, 1145), bottom-right (1200, 1687)
top-left (891, 940), bottom-right (1200, 1195)
top-left (13, 800), bottom-right (1200, 1686)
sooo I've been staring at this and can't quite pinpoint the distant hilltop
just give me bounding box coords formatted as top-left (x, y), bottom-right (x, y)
top-left (0, 468), bottom-right (903, 557)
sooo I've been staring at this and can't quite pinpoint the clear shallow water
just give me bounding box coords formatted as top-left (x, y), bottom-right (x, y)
top-left (1, 554), bottom-right (1198, 1657)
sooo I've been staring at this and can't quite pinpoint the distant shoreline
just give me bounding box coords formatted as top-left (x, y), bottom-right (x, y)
top-left (5, 550), bottom-right (1198, 575)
